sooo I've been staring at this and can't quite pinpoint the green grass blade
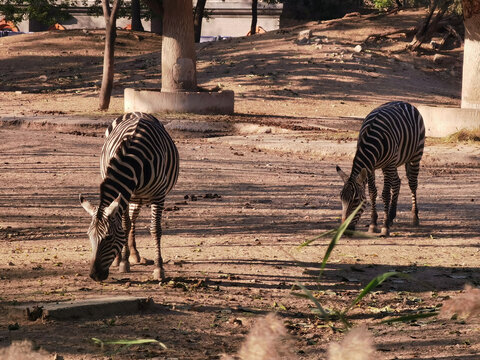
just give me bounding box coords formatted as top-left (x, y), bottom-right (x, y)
top-left (294, 282), bottom-right (329, 320)
top-left (298, 229), bottom-right (337, 248)
top-left (319, 201), bottom-right (364, 276)
top-left (91, 338), bottom-right (104, 348)
top-left (91, 338), bottom-right (167, 349)
top-left (381, 311), bottom-right (439, 324)
top-left (343, 271), bottom-right (409, 315)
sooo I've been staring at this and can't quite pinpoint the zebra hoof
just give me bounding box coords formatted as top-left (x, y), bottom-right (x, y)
top-left (128, 253), bottom-right (141, 264)
top-left (368, 225), bottom-right (378, 234)
top-left (380, 227), bottom-right (390, 237)
top-left (119, 261), bottom-right (130, 273)
top-left (412, 218), bottom-right (420, 226)
top-left (153, 267), bottom-right (165, 281)
top-left (129, 255), bottom-right (153, 265)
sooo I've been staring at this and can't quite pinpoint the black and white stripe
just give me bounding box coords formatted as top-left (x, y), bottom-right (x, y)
top-left (80, 112), bottom-right (179, 281)
top-left (336, 101), bottom-right (425, 236)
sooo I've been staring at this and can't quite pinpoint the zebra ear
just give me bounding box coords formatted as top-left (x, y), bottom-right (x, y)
top-left (80, 194), bottom-right (96, 216)
top-left (336, 165), bottom-right (349, 183)
top-left (356, 168), bottom-right (368, 185)
top-left (104, 194), bottom-right (122, 218)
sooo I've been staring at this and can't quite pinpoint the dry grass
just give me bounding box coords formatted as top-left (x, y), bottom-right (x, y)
top-left (440, 285), bottom-right (480, 320)
top-left (446, 128), bottom-right (480, 142)
top-left (221, 313), bottom-right (295, 360)
top-left (327, 326), bottom-right (375, 360)
top-left (0, 341), bottom-right (52, 360)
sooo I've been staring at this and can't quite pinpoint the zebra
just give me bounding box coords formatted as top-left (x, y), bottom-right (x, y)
top-left (336, 101), bottom-right (425, 237)
top-left (79, 112), bottom-right (179, 281)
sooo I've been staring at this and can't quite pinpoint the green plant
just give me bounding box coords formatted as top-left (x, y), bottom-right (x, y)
top-left (373, 0), bottom-right (395, 10)
top-left (0, 0), bottom-right (72, 26)
top-left (91, 337), bottom-right (166, 354)
top-left (293, 201), bottom-right (431, 329)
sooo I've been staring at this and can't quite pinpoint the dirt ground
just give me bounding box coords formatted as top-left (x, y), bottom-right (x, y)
top-left (1, 8), bottom-right (480, 360)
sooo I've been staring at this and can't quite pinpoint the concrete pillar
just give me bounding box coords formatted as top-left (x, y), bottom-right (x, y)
top-left (461, 6), bottom-right (480, 109)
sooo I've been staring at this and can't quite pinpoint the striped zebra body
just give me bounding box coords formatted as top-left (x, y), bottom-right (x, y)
top-left (80, 112), bottom-right (179, 281)
top-left (336, 101), bottom-right (425, 236)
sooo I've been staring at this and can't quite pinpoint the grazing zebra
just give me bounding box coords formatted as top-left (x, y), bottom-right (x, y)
top-left (80, 112), bottom-right (179, 281)
top-left (336, 101), bottom-right (425, 237)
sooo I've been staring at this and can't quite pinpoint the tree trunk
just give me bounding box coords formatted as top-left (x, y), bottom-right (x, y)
top-left (162, 0), bottom-right (197, 93)
top-left (99, 0), bottom-right (122, 110)
top-left (194, 0), bottom-right (207, 43)
top-left (131, 0), bottom-right (144, 32)
top-left (250, 0), bottom-right (258, 35)
top-left (408, 0), bottom-right (452, 50)
top-left (461, 0), bottom-right (480, 109)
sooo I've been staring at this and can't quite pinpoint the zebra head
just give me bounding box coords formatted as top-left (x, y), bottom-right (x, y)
top-left (336, 166), bottom-right (367, 230)
top-left (79, 194), bottom-right (125, 281)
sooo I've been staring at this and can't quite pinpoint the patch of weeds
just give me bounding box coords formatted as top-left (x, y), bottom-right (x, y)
top-left (445, 128), bottom-right (480, 143)
top-left (293, 202), bottom-right (436, 329)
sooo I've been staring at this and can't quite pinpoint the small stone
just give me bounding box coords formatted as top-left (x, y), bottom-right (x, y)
top-left (433, 53), bottom-right (449, 64)
top-left (297, 29), bottom-right (312, 44)
top-left (354, 44), bottom-right (363, 53)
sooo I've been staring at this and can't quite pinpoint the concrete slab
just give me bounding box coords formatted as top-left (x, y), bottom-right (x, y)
top-left (11, 296), bottom-right (152, 321)
top-left (0, 115), bottom-right (110, 131)
top-left (418, 105), bottom-right (480, 137)
top-left (124, 88), bottom-right (234, 115)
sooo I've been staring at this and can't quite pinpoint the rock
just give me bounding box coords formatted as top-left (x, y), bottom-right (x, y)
top-left (297, 29), bottom-right (312, 44)
top-left (354, 44), bottom-right (363, 53)
top-left (433, 53), bottom-right (450, 65)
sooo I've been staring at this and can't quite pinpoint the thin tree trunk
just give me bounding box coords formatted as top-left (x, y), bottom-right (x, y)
top-left (131, 0), bottom-right (144, 32)
top-left (194, 0), bottom-right (207, 43)
top-left (162, 0), bottom-right (197, 92)
top-left (408, 0), bottom-right (451, 50)
top-left (99, 0), bottom-right (121, 110)
top-left (250, 0), bottom-right (258, 35)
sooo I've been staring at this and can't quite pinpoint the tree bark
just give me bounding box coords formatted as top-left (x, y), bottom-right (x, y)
top-left (99, 0), bottom-right (122, 110)
top-left (131, 0), bottom-right (144, 32)
top-left (461, 0), bottom-right (480, 108)
top-left (194, 0), bottom-right (207, 43)
top-left (162, 0), bottom-right (197, 93)
top-left (250, 0), bottom-right (258, 35)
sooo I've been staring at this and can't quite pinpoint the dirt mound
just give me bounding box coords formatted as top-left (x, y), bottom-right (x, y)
top-left (0, 9), bottom-right (462, 118)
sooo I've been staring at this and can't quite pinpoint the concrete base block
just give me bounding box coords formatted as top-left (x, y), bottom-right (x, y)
top-left (124, 88), bottom-right (234, 115)
top-left (418, 105), bottom-right (480, 137)
top-left (11, 296), bottom-right (152, 320)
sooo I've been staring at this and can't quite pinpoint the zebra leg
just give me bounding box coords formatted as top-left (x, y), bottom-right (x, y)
top-left (118, 211), bottom-right (131, 273)
top-left (367, 172), bottom-right (378, 233)
top-left (406, 161), bottom-right (420, 226)
top-left (387, 170), bottom-right (401, 227)
top-left (151, 200), bottom-right (166, 281)
top-left (380, 166), bottom-right (395, 237)
top-left (127, 203), bottom-right (150, 265)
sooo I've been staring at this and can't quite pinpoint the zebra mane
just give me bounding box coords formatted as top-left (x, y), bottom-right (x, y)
top-left (105, 114), bottom-right (129, 138)
top-left (98, 134), bottom-right (135, 215)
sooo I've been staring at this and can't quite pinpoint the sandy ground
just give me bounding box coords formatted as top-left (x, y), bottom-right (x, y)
top-left (1, 8), bottom-right (480, 360)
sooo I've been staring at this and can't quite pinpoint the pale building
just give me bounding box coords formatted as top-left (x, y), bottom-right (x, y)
top-left (9, 0), bottom-right (282, 38)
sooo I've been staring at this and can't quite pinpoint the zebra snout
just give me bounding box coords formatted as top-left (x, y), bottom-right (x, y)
top-left (90, 270), bottom-right (109, 282)
top-left (89, 266), bottom-right (109, 282)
